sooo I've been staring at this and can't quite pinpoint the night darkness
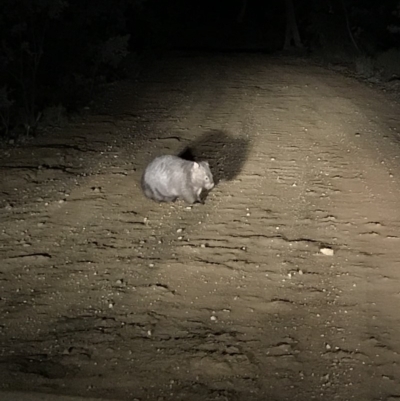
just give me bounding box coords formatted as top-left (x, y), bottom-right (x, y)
top-left (0, 0), bottom-right (399, 134)
top-left (1, 1), bottom-right (400, 401)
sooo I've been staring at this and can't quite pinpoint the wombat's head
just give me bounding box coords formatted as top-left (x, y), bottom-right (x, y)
top-left (192, 161), bottom-right (214, 190)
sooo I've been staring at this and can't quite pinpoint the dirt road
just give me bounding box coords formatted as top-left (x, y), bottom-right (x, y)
top-left (1, 53), bottom-right (400, 401)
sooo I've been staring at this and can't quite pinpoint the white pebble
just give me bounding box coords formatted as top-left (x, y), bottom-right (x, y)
top-left (320, 247), bottom-right (334, 256)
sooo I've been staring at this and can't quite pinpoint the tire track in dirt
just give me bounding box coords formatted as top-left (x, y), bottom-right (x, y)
top-left (1, 54), bottom-right (400, 401)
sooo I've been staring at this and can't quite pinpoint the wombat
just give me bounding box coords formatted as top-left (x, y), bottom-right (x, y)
top-left (141, 155), bottom-right (214, 204)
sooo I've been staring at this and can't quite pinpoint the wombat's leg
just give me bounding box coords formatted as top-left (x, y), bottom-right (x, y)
top-left (182, 192), bottom-right (197, 204)
top-left (152, 188), bottom-right (169, 202)
top-left (143, 186), bottom-right (155, 200)
top-left (196, 188), bottom-right (204, 204)
top-left (163, 196), bottom-right (177, 202)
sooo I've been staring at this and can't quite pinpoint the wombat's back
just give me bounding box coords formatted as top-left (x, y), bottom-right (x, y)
top-left (143, 155), bottom-right (191, 182)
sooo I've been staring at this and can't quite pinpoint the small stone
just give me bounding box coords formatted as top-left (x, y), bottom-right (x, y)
top-left (176, 228), bottom-right (183, 233)
top-left (320, 247), bottom-right (334, 256)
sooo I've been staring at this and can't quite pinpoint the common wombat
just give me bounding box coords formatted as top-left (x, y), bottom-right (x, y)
top-left (141, 155), bottom-right (214, 204)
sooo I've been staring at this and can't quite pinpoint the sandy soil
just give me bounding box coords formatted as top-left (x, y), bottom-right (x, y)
top-left (1, 53), bottom-right (400, 401)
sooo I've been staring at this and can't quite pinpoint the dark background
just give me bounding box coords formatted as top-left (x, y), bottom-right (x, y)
top-left (0, 0), bottom-right (399, 138)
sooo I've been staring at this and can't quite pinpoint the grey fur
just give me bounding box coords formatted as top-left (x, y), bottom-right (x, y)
top-left (141, 155), bottom-right (214, 204)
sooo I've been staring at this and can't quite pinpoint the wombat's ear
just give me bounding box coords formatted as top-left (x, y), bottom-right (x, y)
top-left (192, 162), bottom-right (200, 170)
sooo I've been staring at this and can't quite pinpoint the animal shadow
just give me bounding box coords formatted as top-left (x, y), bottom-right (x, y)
top-left (177, 129), bottom-right (251, 185)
